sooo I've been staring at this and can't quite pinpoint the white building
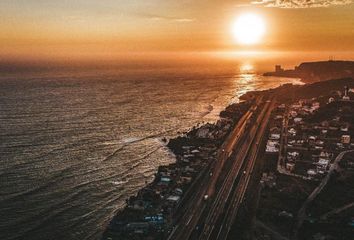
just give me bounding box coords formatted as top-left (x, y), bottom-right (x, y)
top-left (343, 86), bottom-right (350, 101)
top-left (294, 117), bottom-right (303, 124)
top-left (270, 133), bottom-right (280, 140)
top-left (341, 135), bottom-right (351, 144)
top-left (307, 169), bottom-right (317, 178)
top-left (317, 159), bottom-right (330, 171)
top-left (312, 102), bottom-right (320, 110)
top-left (266, 140), bottom-right (279, 153)
top-left (340, 124), bottom-right (349, 132)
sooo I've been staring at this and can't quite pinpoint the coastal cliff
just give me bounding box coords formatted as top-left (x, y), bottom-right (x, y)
top-left (264, 60), bottom-right (354, 83)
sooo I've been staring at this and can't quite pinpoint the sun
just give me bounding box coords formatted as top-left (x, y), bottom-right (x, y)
top-left (232, 13), bottom-right (266, 45)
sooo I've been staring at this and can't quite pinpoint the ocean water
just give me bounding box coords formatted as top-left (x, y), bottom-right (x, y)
top-left (0, 60), bottom-right (300, 240)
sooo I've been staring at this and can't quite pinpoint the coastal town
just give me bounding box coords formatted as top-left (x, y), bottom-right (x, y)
top-left (257, 84), bottom-right (354, 239)
top-left (102, 101), bottom-right (252, 239)
top-left (102, 69), bottom-right (354, 240)
top-left (266, 85), bottom-right (354, 179)
top-left (3, 1), bottom-right (354, 239)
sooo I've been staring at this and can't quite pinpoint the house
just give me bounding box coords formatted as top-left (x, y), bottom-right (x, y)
top-left (196, 127), bottom-right (210, 138)
top-left (286, 163), bottom-right (295, 172)
top-left (166, 195), bottom-right (180, 203)
top-left (179, 175), bottom-right (192, 184)
top-left (294, 117), bottom-right (303, 124)
top-left (290, 111), bottom-right (298, 118)
top-left (317, 159), bottom-right (329, 171)
top-left (144, 214), bottom-right (164, 225)
top-left (278, 104), bottom-right (286, 109)
top-left (340, 124), bottom-right (349, 132)
top-left (288, 128), bottom-right (297, 136)
top-left (307, 169), bottom-right (317, 178)
top-left (270, 133), bottom-right (280, 140)
top-left (182, 146), bottom-right (193, 150)
top-left (315, 140), bottom-right (324, 146)
top-left (287, 151), bottom-right (299, 161)
top-left (319, 152), bottom-right (332, 165)
top-left (291, 102), bottom-right (302, 109)
top-left (308, 136), bottom-right (316, 145)
top-left (341, 135), bottom-right (351, 144)
top-left (184, 166), bottom-right (195, 173)
top-left (183, 154), bottom-right (194, 158)
top-left (160, 176), bottom-right (171, 183)
top-left (321, 121), bottom-right (329, 127)
top-left (129, 199), bottom-right (151, 211)
top-left (309, 136), bottom-right (316, 141)
top-left (173, 188), bottom-right (183, 196)
top-left (266, 140), bottom-right (279, 153)
top-left (274, 115), bottom-right (283, 120)
top-left (270, 126), bottom-right (281, 134)
top-left (312, 102), bottom-right (320, 110)
top-left (125, 222), bottom-right (149, 234)
top-left (279, 211), bottom-right (294, 218)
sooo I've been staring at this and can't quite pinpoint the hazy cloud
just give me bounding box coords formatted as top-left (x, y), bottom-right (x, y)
top-left (139, 13), bottom-right (195, 23)
top-left (251, 0), bottom-right (353, 8)
top-left (173, 18), bottom-right (196, 23)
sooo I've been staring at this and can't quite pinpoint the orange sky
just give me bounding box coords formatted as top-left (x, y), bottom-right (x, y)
top-left (1, 0), bottom-right (354, 61)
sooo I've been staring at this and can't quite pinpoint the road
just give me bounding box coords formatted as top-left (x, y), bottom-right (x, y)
top-left (168, 98), bottom-right (260, 240)
top-left (255, 219), bottom-right (290, 240)
top-left (319, 202), bottom-right (354, 220)
top-left (168, 97), bottom-right (275, 240)
top-left (292, 150), bottom-right (354, 240)
top-left (278, 110), bottom-right (289, 172)
top-left (199, 99), bottom-right (275, 240)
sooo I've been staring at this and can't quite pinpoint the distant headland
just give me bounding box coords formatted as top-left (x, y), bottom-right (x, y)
top-left (264, 60), bottom-right (354, 83)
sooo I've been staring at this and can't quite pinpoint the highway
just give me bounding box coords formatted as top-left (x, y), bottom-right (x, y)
top-left (168, 97), bottom-right (274, 240)
top-left (211, 99), bottom-right (275, 240)
top-left (168, 98), bottom-right (260, 240)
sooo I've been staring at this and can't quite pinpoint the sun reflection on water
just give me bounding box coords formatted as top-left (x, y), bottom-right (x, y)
top-left (231, 63), bottom-right (258, 101)
top-left (240, 63), bottom-right (254, 73)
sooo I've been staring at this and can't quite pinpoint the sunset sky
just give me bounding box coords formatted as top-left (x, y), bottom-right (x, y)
top-left (1, 0), bottom-right (354, 60)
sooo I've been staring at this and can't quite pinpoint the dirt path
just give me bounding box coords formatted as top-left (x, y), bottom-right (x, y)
top-left (255, 219), bottom-right (290, 240)
top-left (292, 150), bottom-right (354, 240)
top-left (320, 201), bottom-right (354, 220)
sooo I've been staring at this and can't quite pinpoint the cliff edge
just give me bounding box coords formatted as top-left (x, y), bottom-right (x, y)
top-left (264, 60), bottom-right (354, 83)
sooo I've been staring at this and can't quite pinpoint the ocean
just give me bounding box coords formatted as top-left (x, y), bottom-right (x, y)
top-left (0, 58), bottom-right (301, 240)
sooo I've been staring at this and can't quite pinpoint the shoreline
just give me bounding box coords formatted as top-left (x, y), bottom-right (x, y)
top-left (101, 76), bottom-right (354, 240)
top-left (100, 78), bottom-right (302, 240)
top-left (101, 96), bottom-right (254, 239)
